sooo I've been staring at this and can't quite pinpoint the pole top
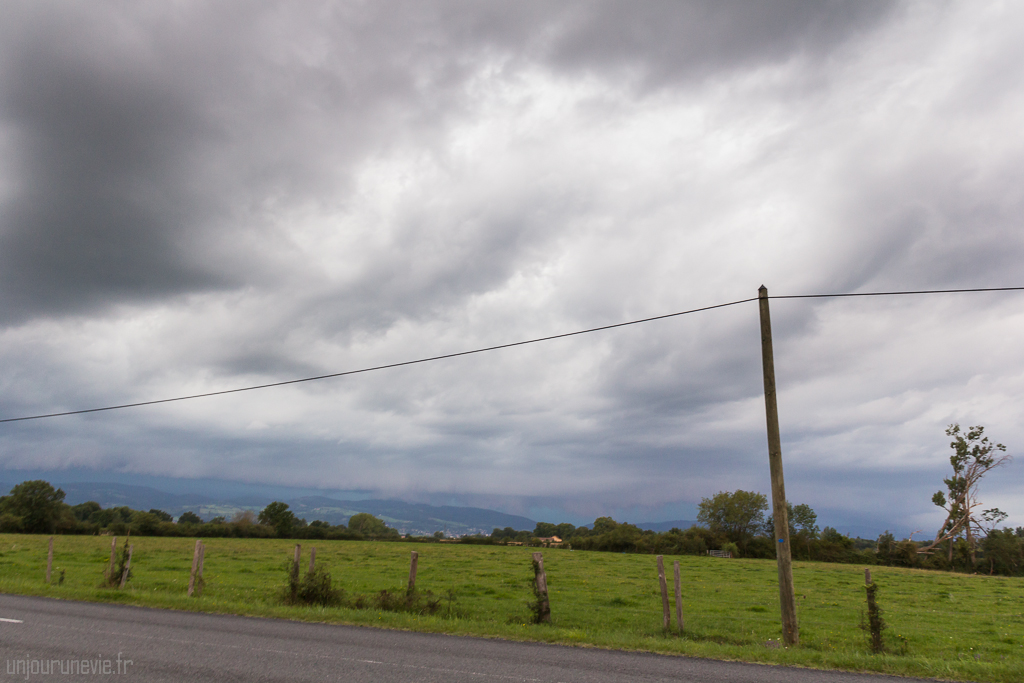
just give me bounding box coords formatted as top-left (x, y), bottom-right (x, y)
top-left (759, 285), bottom-right (768, 296)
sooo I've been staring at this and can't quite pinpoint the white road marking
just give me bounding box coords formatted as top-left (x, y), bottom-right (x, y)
top-left (0, 618), bottom-right (24, 623)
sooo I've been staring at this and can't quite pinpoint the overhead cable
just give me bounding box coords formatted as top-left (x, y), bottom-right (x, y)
top-left (2, 285), bottom-right (1022, 424)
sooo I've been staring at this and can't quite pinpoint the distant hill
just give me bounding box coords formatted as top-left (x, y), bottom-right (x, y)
top-left (634, 520), bottom-right (699, 532)
top-left (45, 481), bottom-right (535, 536)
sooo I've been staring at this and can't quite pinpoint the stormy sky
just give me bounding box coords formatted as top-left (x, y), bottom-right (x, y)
top-left (1, 1), bottom-right (1022, 535)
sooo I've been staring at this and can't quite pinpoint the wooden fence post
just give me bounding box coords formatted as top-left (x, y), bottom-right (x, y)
top-left (864, 568), bottom-right (883, 654)
top-left (308, 547), bottom-right (316, 575)
top-left (188, 540), bottom-right (201, 597)
top-left (758, 285), bottom-right (799, 646)
top-left (532, 552), bottom-right (551, 623)
top-left (46, 536), bottom-right (54, 584)
top-left (108, 536), bottom-right (117, 581)
top-left (407, 551), bottom-right (418, 595)
top-left (673, 560), bottom-right (684, 631)
top-left (197, 543), bottom-right (205, 591)
top-left (657, 555), bottom-right (670, 629)
top-left (118, 545), bottom-right (133, 589)
top-left (291, 544), bottom-right (301, 602)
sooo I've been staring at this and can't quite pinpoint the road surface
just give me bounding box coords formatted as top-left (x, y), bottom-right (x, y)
top-left (0, 594), bottom-right (933, 682)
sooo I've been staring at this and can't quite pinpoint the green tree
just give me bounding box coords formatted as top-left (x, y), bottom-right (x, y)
top-left (347, 512), bottom-right (389, 537)
top-left (791, 504), bottom-right (819, 536)
top-left (555, 522), bottom-right (576, 539)
top-left (71, 501), bottom-right (101, 522)
top-left (0, 480), bottom-right (67, 533)
top-left (697, 490), bottom-right (768, 543)
top-left (258, 502), bottom-right (296, 537)
top-left (130, 511), bottom-right (162, 535)
top-left (876, 531), bottom-right (897, 565)
top-left (761, 502), bottom-right (819, 538)
top-left (921, 424), bottom-right (1011, 563)
top-left (89, 506), bottom-right (133, 528)
top-left (177, 511), bottom-right (203, 525)
top-left (534, 522), bottom-right (558, 537)
top-left (981, 528), bottom-right (1024, 576)
top-left (148, 509), bottom-right (173, 522)
top-left (592, 516), bottom-right (620, 535)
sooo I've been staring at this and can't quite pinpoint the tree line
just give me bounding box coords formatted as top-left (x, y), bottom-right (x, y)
top-left (2, 477), bottom-right (1020, 575)
top-left (475, 491), bottom-right (1024, 576)
top-left (0, 482), bottom-right (398, 541)
top-left (473, 424), bottom-right (1022, 576)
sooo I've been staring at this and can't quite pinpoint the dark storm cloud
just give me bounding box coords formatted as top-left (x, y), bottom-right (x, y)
top-left (0, 1), bottom-right (450, 323)
top-left (0, 1), bottom-right (898, 326)
top-left (536, 0), bottom-right (899, 87)
top-left (0, 43), bottom-right (229, 319)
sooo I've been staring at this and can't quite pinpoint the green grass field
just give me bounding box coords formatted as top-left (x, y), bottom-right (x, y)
top-left (1, 534), bottom-right (1021, 682)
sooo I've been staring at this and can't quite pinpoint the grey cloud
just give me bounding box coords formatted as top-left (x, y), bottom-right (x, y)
top-left (537, 0), bottom-right (899, 87)
top-left (2, 1), bottom-right (1023, 532)
top-left (0, 1), bottom-right (900, 326)
top-left (0, 48), bottom-right (231, 320)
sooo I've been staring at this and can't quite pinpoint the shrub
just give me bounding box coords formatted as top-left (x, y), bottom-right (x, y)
top-left (861, 581), bottom-right (886, 653)
top-left (298, 565), bottom-right (341, 605)
top-left (284, 557), bottom-right (341, 606)
top-left (0, 513), bottom-right (23, 533)
top-left (371, 589), bottom-right (441, 615)
top-left (107, 537), bottom-right (133, 588)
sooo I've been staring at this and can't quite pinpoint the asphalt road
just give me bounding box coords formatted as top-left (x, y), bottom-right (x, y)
top-left (0, 594), bottom-right (932, 682)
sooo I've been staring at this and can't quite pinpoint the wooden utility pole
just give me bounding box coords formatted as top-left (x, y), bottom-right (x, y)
top-left (758, 285), bottom-right (799, 646)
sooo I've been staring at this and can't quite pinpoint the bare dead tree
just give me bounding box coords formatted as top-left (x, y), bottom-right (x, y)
top-left (919, 424), bottom-right (1011, 563)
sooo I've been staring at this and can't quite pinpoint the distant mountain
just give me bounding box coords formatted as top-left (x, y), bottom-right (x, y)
top-left (634, 520), bottom-right (699, 532)
top-left (47, 481), bottom-right (535, 536)
top-left (59, 482), bottom-right (215, 512)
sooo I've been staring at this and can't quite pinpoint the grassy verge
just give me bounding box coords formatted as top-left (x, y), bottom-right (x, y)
top-left (1, 534), bottom-right (1021, 681)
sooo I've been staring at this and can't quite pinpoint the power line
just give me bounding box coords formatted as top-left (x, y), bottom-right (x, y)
top-left (2, 285), bottom-right (1022, 424)
top-left (771, 286), bottom-right (1024, 300)
top-left (0, 297), bottom-right (757, 423)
